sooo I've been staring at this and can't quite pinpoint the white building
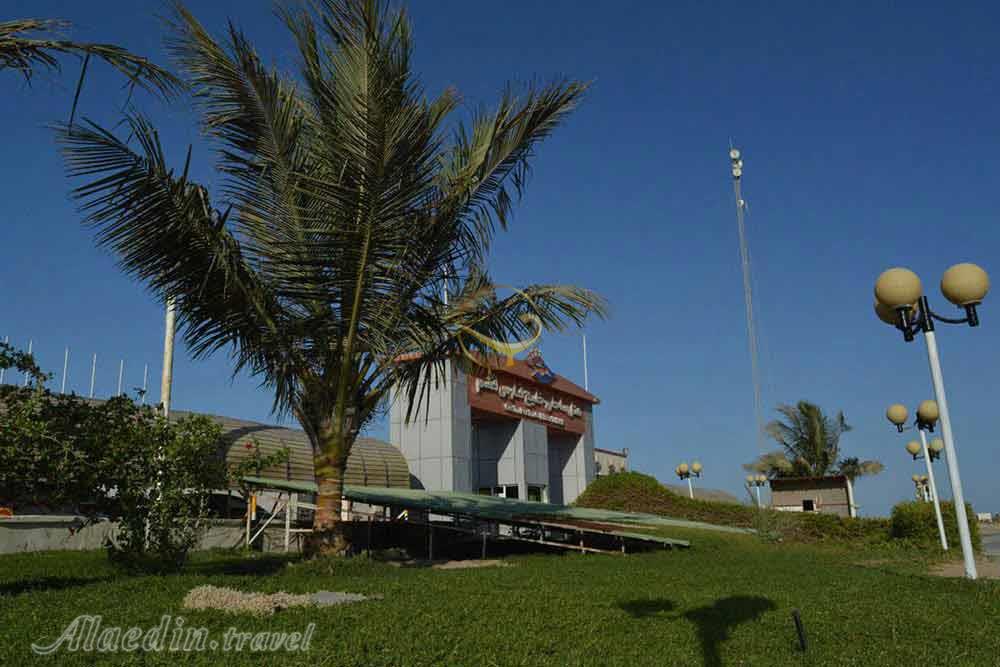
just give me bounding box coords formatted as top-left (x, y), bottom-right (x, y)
top-left (390, 352), bottom-right (599, 504)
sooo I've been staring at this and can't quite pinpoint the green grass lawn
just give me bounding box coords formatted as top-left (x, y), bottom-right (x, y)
top-left (2, 529), bottom-right (998, 666)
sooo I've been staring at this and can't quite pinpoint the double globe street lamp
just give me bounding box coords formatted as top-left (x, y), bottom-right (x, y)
top-left (874, 262), bottom-right (989, 579)
top-left (911, 474), bottom-right (931, 502)
top-left (675, 461), bottom-right (703, 499)
top-left (886, 401), bottom-right (948, 550)
top-left (746, 474), bottom-right (768, 507)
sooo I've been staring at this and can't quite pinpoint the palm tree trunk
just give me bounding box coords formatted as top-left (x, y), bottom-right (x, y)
top-left (305, 424), bottom-right (352, 557)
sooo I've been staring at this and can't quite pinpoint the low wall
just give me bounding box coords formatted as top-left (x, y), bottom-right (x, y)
top-left (0, 516), bottom-right (292, 555)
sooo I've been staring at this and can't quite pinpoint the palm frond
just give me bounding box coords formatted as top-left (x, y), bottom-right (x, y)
top-left (0, 18), bottom-right (182, 97)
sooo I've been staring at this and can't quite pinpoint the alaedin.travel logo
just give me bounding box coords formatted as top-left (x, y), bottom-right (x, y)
top-left (31, 615), bottom-right (315, 655)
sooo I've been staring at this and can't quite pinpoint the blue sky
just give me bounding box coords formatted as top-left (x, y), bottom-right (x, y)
top-left (4, 1), bottom-right (999, 516)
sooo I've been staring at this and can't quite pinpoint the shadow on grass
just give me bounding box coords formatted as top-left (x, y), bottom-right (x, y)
top-left (618, 598), bottom-right (676, 618)
top-left (188, 555), bottom-right (294, 577)
top-left (0, 575), bottom-right (114, 597)
top-left (684, 595), bottom-right (777, 667)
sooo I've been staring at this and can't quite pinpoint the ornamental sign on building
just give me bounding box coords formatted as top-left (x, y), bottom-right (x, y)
top-left (468, 372), bottom-right (588, 434)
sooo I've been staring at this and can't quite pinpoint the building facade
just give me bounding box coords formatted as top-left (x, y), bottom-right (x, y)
top-left (594, 447), bottom-right (629, 476)
top-left (390, 353), bottom-right (599, 505)
top-left (769, 475), bottom-right (856, 518)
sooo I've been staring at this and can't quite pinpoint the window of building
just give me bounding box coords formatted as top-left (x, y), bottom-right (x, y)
top-left (505, 485), bottom-right (519, 499)
top-left (527, 485), bottom-right (545, 502)
top-left (802, 499), bottom-right (816, 512)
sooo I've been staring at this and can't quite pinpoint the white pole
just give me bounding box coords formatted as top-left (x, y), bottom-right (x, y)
top-left (0, 335), bottom-right (8, 383)
top-left (755, 485), bottom-right (762, 507)
top-left (687, 476), bottom-right (694, 499)
top-left (160, 297), bottom-right (176, 418)
top-left (61, 347), bottom-right (69, 394)
top-left (923, 330), bottom-right (976, 579)
top-left (23, 339), bottom-right (32, 387)
top-left (918, 429), bottom-right (948, 550)
top-left (89, 353), bottom-right (97, 398)
top-left (845, 477), bottom-right (857, 518)
top-left (141, 364), bottom-right (148, 405)
top-left (583, 334), bottom-right (589, 391)
top-left (117, 360), bottom-right (124, 396)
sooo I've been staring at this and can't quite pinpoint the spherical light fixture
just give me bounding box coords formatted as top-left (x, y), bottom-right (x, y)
top-left (875, 301), bottom-right (899, 326)
top-left (929, 438), bottom-right (945, 455)
top-left (912, 474), bottom-right (921, 483)
top-left (756, 474), bottom-right (767, 483)
top-left (745, 475), bottom-right (754, 484)
top-left (691, 461), bottom-right (703, 474)
top-left (875, 268), bottom-right (923, 308)
top-left (886, 404), bottom-right (908, 427)
top-left (905, 441), bottom-right (922, 457)
top-left (678, 462), bottom-right (689, 475)
top-left (941, 263), bottom-right (990, 306)
top-left (917, 399), bottom-right (939, 426)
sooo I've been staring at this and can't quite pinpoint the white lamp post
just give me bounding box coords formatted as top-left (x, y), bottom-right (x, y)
top-left (887, 402), bottom-right (948, 551)
top-left (875, 263), bottom-right (989, 579)
top-left (676, 461), bottom-right (702, 499)
top-left (746, 474), bottom-right (767, 507)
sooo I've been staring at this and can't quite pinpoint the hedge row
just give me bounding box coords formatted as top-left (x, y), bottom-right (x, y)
top-left (890, 500), bottom-right (981, 551)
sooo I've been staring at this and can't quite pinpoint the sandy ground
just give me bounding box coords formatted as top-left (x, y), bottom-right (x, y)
top-left (386, 559), bottom-right (508, 570)
top-left (929, 558), bottom-right (1000, 578)
top-left (928, 525), bottom-right (1000, 578)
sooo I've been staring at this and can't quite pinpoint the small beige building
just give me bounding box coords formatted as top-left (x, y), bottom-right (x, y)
top-left (769, 475), bottom-right (856, 518)
top-left (594, 447), bottom-right (629, 476)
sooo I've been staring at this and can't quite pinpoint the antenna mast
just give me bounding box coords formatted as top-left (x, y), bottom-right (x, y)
top-left (730, 147), bottom-right (765, 452)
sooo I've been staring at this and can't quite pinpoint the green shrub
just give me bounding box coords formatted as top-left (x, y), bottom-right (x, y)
top-left (0, 344), bottom-right (228, 571)
top-left (890, 501), bottom-right (981, 551)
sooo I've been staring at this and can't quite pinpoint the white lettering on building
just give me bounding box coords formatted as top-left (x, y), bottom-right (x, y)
top-left (474, 377), bottom-right (583, 422)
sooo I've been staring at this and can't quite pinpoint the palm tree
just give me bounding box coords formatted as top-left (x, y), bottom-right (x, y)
top-left (56, 1), bottom-right (606, 555)
top-left (1, 18), bottom-right (180, 98)
top-left (836, 456), bottom-right (885, 483)
top-left (744, 401), bottom-right (882, 480)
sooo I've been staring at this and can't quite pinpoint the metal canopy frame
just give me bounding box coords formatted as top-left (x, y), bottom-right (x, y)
top-left (239, 477), bottom-right (693, 555)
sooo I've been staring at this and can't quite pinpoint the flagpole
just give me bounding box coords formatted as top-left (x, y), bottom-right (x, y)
top-left (160, 297), bottom-right (176, 418)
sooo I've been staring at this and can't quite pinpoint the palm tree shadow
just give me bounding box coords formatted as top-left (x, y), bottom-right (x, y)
top-left (618, 598), bottom-right (676, 618)
top-left (0, 575), bottom-right (114, 597)
top-left (685, 595), bottom-right (776, 667)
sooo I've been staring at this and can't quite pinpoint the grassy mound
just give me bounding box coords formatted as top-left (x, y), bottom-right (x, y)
top-left (575, 472), bottom-right (892, 545)
top-left (574, 472), bottom-right (757, 528)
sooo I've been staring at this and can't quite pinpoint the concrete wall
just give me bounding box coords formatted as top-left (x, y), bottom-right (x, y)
top-left (390, 360), bottom-right (472, 492)
top-left (520, 420), bottom-right (549, 499)
top-left (0, 517), bottom-right (256, 555)
top-left (471, 419), bottom-right (520, 492)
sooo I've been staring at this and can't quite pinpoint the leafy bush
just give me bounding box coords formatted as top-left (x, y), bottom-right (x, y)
top-left (0, 345), bottom-right (228, 570)
top-left (890, 501), bottom-right (981, 551)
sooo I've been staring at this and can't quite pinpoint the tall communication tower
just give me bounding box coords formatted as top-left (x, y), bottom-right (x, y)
top-left (730, 148), bottom-right (765, 452)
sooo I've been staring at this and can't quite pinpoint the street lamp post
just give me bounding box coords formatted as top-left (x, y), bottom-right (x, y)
top-left (875, 263), bottom-right (989, 580)
top-left (886, 402), bottom-right (948, 551)
top-left (746, 474), bottom-right (767, 507)
top-left (675, 461), bottom-right (702, 499)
